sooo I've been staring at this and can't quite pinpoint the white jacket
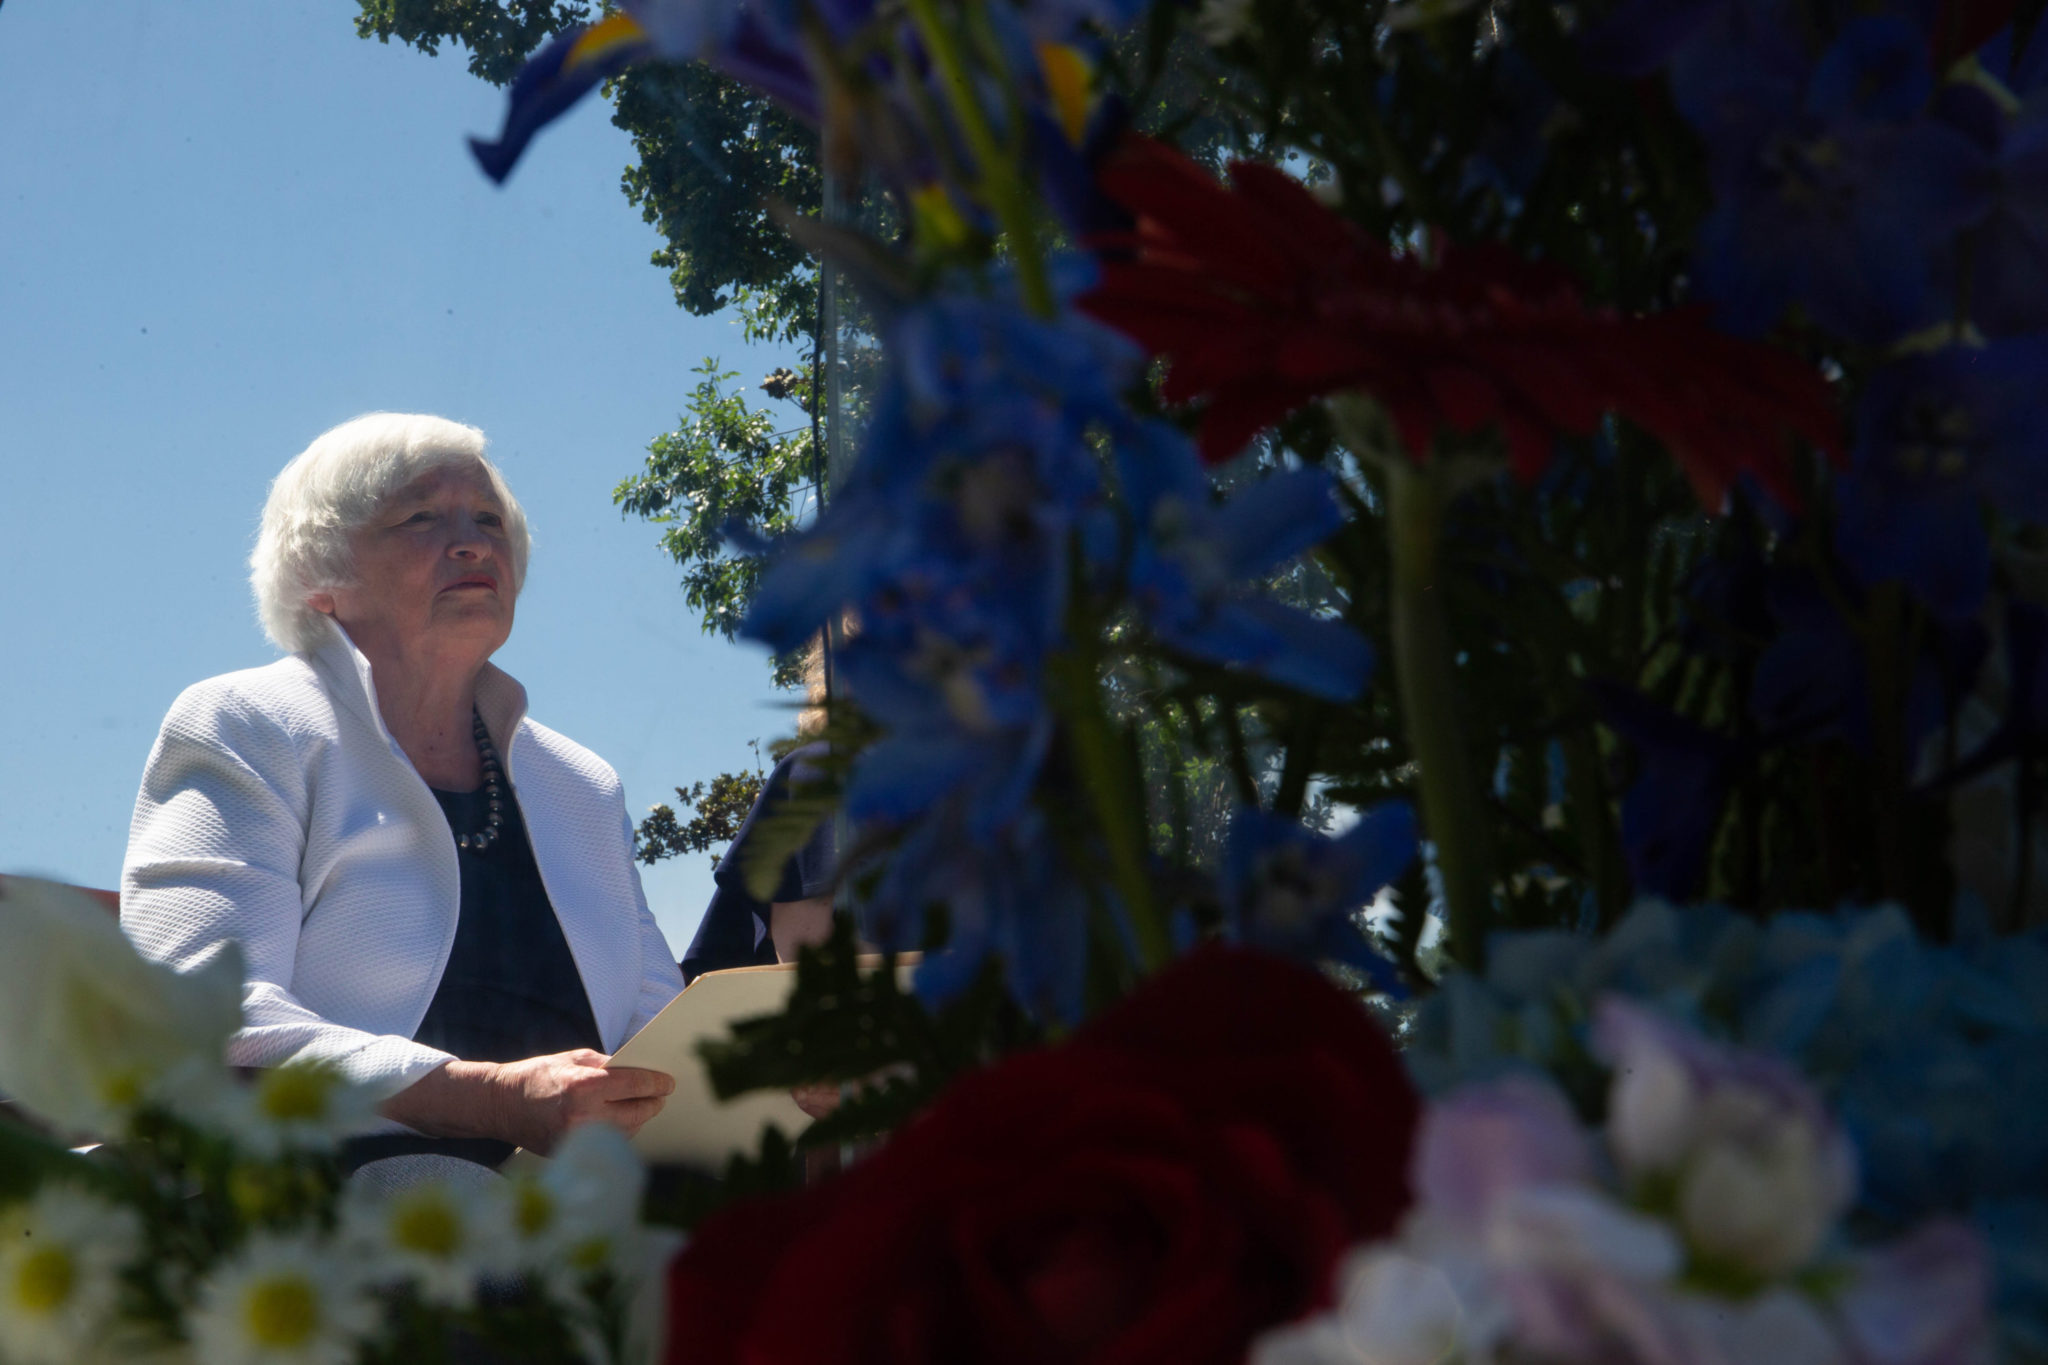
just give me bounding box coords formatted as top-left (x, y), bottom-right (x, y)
top-left (120, 619), bottom-right (683, 1098)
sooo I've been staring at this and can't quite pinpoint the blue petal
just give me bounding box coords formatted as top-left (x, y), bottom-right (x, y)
top-left (470, 20), bottom-right (651, 183)
top-left (1211, 468), bottom-right (1346, 580)
top-left (845, 735), bottom-right (983, 823)
top-left (1335, 799), bottom-right (1421, 895)
top-left (1167, 599), bottom-right (1375, 701)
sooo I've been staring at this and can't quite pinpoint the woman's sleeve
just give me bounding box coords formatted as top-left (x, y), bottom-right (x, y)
top-left (618, 802), bottom-right (686, 1037)
top-left (121, 684), bottom-right (455, 1097)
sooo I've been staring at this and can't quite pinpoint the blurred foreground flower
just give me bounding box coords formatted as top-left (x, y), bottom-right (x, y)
top-left (471, 0), bottom-right (1146, 194)
top-left (0, 1184), bottom-right (142, 1365)
top-left (1256, 1003), bottom-right (1991, 1365)
top-left (190, 1059), bottom-right (377, 1159)
top-left (1218, 802), bottom-right (1417, 989)
top-left (1080, 136), bottom-right (1843, 505)
top-left (504, 1122), bottom-right (677, 1309)
top-left (1404, 900), bottom-right (2048, 1357)
top-left (1594, 996), bottom-right (1856, 1279)
top-left (665, 944), bottom-right (1419, 1365)
top-left (1834, 338), bottom-right (2048, 622)
top-left (187, 1233), bottom-right (379, 1365)
top-left (342, 1177), bottom-right (496, 1310)
top-left (738, 274), bottom-right (1374, 1017)
top-left (0, 875), bottom-right (241, 1136)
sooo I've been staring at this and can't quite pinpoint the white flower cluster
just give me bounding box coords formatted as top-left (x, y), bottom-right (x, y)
top-left (0, 877), bottom-right (672, 1365)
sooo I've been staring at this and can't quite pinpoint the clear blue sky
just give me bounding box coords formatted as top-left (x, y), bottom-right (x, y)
top-left (0, 0), bottom-right (803, 955)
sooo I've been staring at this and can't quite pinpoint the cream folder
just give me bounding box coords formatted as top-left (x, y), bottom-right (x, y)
top-left (597, 955), bottom-right (918, 1169)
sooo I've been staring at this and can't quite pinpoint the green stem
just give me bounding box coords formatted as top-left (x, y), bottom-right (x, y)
top-left (902, 0), bottom-right (1054, 315)
top-left (1047, 650), bottom-right (1171, 972)
top-left (1381, 455), bottom-right (1494, 969)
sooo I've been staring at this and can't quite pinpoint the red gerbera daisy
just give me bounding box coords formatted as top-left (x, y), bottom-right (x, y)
top-left (1078, 135), bottom-right (1843, 507)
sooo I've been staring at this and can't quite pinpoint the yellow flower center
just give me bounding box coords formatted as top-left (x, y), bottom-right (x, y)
top-left (391, 1197), bottom-right (462, 1259)
top-left (242, 1275), bottom-right (319, 1350)
top-left (98, 1067), bottom-right (145, 1110)
top-left (258, 1066), bottom-right (334, 1123)
top-left (12, 1247), bottom-right (77, 1314)
top-left (568, 1237), bottom-right (610, 1273)
top-left (512, 1182), bottom-right (556, 1239)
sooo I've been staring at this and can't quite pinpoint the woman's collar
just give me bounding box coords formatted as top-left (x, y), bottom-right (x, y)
top-left (304, 616), bottom-right (531, 756)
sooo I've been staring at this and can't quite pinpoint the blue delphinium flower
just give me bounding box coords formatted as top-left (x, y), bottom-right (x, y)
top-left (741, 264), bottom-right (1374, 1017)
top-left (869, 807), bottom-right (1097, 1024)
top-left (1118, 425), bottom-right (1373, 701)
top-left (1835, 339), bottom-right (2048, 622)
top-left (1928, 66), bottom-right (2048, 337)
top-left (1674, 14), bottom-right (1993, 341)
top-left (1586, 681), bottom-right (1748, 901)
top-left (1214, 803), bottom-right (1418, 993)
top-left (1746, 565), bottom-right (1985, 755)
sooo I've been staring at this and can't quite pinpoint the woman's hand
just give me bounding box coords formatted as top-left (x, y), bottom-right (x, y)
top-left (379, 1050), bottom-right (675, 1155)
top-left (488, 1049), bottom-right (676, 1153)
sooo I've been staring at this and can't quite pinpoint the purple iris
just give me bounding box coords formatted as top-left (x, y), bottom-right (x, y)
top-left (1835, 339), bottom-right (2048, 623)
top-left (1928, 38), bottom-right (2048, 338)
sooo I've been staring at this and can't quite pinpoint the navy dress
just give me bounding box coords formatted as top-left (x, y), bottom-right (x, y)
top-left (338, 786), bottom-right (604, 1174)
top-left (679, 743), bottom-right (836, 984)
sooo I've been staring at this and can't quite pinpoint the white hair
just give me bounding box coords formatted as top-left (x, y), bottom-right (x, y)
top-left (250, 413), bottom-right (533, 654)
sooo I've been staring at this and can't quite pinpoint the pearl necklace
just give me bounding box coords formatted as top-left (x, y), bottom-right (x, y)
top-left (456, 709), bottom-right (506, 854)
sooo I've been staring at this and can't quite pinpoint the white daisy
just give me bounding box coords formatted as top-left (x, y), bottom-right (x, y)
top-left (541, 1125), bottom-right (650, 1282)
top-left (485, 1122), bottom-right (679, 1331)
top-left (340, 1176), bottom-right (492, 1309)
top-left (186, 1233), bottom-right (379, 1365)
top-left (0, 1182), bottom-right (143, 1365)
top-left (184, 1061), bottom-right (379, 1159)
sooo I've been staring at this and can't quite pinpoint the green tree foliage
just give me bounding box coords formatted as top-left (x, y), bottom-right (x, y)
top-left (635, 763), bottom-right (767, 869)
top-left (354, 0), bottom-right (592, 84)
top-left (613, 64), bottom-right (820, 340)
top-left (612, 359), bottom-right (817, 645)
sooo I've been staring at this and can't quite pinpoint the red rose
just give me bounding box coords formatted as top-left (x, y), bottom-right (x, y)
top-left (664, 945), bottom-right (1419, 1365)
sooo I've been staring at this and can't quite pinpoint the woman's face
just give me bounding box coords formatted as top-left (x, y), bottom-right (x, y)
top-left (308, 462), bottom-right (516, 665)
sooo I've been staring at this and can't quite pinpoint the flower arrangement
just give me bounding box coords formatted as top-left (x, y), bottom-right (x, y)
top-left (0, 877), bottom-right (672, 1365)
top-left (10, 0), bottom-right (2048, 1360)
top-left (1259, 997), bottom-right (1992, 1365)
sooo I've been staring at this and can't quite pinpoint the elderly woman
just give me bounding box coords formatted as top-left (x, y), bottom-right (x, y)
top-left (120, 413), bottom-right (683, 1177)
